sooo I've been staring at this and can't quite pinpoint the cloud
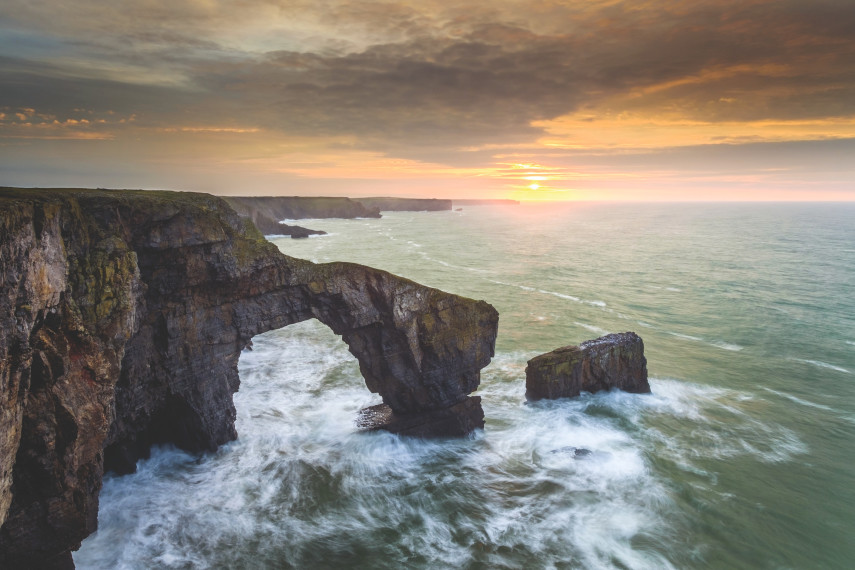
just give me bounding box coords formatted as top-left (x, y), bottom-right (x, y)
top-left (2, 0), bottom-right (854, 195)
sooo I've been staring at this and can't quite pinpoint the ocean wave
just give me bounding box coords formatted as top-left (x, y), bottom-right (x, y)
top-left (482, 279), bottom-right (607, 307)
top-left (666, 331), bottom-right (743, 352)
top-left (790, 358), bottom-right (850, 374)
top-left (645, 379), bottom-right (807, 463)
top-left (536, 288), bottom-right (607, 307)
top-left (574, 321), bottom-right (610, 336)
top-left (79, 328), bottom-right (682, 569)
top-left (667, 332), bottom-right (704, 342)
top-left (761, 388), bottom-right (837, 412)
top-left (416, 251), bottom-right (488, 273)
top-left (708, 341), bottom-right (744, 352)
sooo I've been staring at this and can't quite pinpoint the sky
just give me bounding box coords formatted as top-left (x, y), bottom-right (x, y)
top-left (1, 0), bottom-right (854, 201)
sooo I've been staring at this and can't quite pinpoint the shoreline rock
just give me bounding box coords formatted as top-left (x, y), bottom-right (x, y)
top-left (356, 396), bottom-right (484, 437)
top-left (0, 187), bottom-right (498, 567)
top-left (525, 332), bottom-right (650, 400)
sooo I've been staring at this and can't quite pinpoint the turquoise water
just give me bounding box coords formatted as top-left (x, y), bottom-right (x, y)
top-left (77, 203), bottom-right (855, 569)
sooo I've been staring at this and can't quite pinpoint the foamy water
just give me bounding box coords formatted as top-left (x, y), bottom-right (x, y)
top-left (78, 203), bottom-right (855, 568)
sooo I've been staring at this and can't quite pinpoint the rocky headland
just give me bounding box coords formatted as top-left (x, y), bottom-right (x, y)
top-left (525, 332), bottom-right (649, 400)
top-left (224, 195), bottom-right (382, 220)
top-left (225, 196), bottom-right (457, 237)
top-left (353, 197), bottom-right (452, 212)
top-left (0, 187), bottom-right (498, 567)
top-left (223, 196), bottom-right (374, 238)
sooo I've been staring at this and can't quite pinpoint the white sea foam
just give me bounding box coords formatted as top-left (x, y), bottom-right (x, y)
top-left (483, 279), bottom-right (607, 307)
top-left (416, 251), bottom-right (488, 273)
top-left (539, 289), bottom-right (580, 302)
top-left (846, 341), bottom-right (855, 347)
top-left (79, 333), bottom-right (688, 568)
top-left (666, 331), bottom-right (743, 352)
top-left (574, 321), bottom-right (610, 336)
top-left (790, 358), bottom-right (850, 374)
top-left (667, 331), bottom-right (704, 342)
top-left (709, 341), bottom-right (744, 352)
top-left (642, 379), bottom-right (807, 463)
top-left (537, 288), bottom-right (607, 307)
top-left (761, 388), bottom-right (837, 412)
top-left (77, 326), bottom-right (811, 569)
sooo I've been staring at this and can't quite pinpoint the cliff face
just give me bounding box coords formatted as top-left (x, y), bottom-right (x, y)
top-left (525, 332), bottom-right (649, 400)
top-left (353, 197), bottom-right (452, 212)
top-left (0, 188), bottom-right (498, 567)
top-left (224, 196), bottom-right (381, 222)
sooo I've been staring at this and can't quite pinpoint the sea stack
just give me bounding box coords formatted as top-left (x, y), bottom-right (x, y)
top-left (525, 332), bottom-right (650, 400)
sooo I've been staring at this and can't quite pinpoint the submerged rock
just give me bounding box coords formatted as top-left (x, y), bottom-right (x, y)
top-left (525, 332), bottom-right (650, 400)
top-left (0, 187), bottom-right (498, 567)
top-left (549, 446), bottom-right (594, 459)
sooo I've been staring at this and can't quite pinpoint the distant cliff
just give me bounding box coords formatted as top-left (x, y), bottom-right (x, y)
top-left (353, 197), bottom-right (452, 212)
top-left (0, 188), bottom-right (498, 567)
top-left (225, 196), bottom-right (381, 221)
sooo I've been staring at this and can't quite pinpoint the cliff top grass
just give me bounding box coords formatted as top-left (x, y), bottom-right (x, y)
top-left (0, 186), bottom-right (270, 250)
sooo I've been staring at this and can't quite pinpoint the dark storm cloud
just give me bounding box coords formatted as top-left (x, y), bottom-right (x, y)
top-left (2, 0), bottom-right (855, 158)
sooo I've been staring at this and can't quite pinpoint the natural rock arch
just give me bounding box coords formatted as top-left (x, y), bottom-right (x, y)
top-left (0, 188), bottom-right (498, 568)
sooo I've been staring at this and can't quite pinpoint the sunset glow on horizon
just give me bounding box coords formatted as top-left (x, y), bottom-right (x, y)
top-left (2, 1), bottom-right (854, 201)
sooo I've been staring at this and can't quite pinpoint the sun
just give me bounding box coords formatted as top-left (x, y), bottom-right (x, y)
top-left (528, 183), bottom-right (540, 190)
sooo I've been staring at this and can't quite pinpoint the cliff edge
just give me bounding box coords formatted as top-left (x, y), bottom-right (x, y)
top-left (0, 187), bottom-right (498, 567)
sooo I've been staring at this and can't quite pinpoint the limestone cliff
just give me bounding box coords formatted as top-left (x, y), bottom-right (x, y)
top-left (353, 197), bottom-right (452, 212)
top-left (525, 332), bottom-right (649, 400)
top-left (221, 197), bottom-right (329, 238)
top-left (224, 196), bottom-right (381, 222)
top-left (0, 187), bottom-right (498, 568)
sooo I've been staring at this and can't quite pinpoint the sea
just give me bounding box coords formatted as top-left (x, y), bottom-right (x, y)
top-left (75, 202), bottom-right (855, 569)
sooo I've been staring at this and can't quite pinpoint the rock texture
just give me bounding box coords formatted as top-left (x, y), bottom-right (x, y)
top-left (224, 196), bottom-right (381, 221)
top-left (222, 197), bottom-right (329, 238)
top-left (279, 223), bottom-right (325, 239)
top-left (525, 332), bottom-right (649, 400)
top-left (356, 397), bottom-right (484, 437)
top-left (0, 187), bottom-right (498, 567)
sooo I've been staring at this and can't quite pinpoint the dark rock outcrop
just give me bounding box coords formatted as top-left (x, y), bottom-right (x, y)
top-left (525, 332), bottom-right (649, 400)
top-left (356, 397), bottom-right (484, 437)
top-left (0, 187), bottom-right (498, 567)
top-left (282, 224), bottom-right (325, 239)
top-left (353, 197), bottom-right (452, 212)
